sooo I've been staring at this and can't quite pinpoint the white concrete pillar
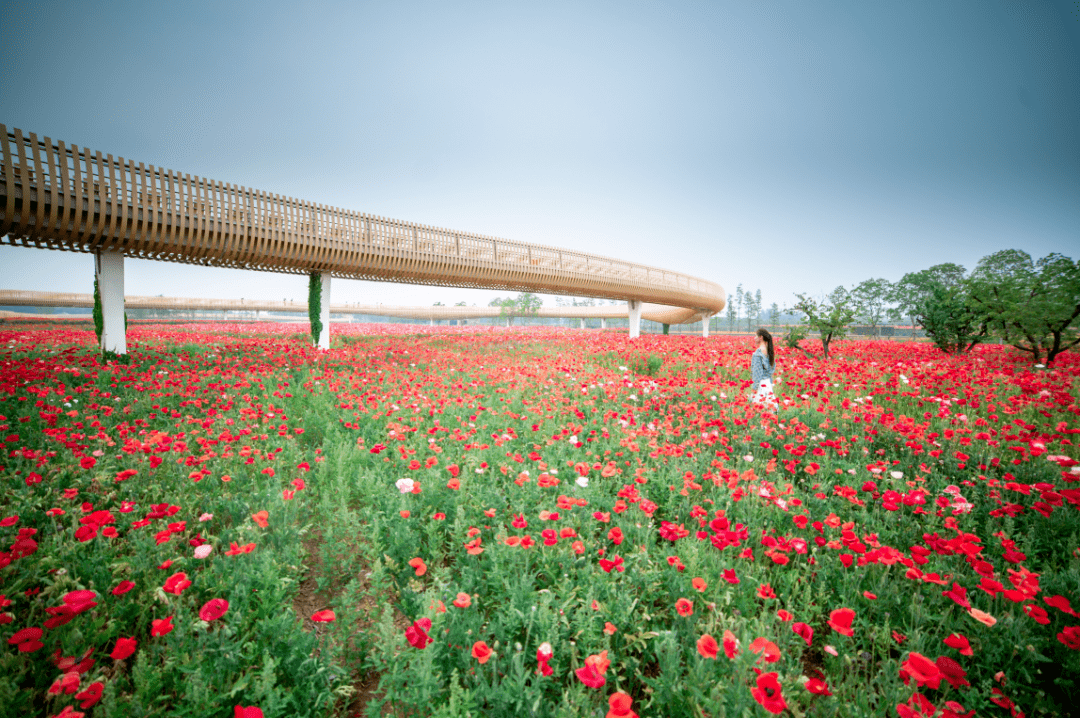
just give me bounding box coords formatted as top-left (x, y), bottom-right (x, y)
top-left (317, 273), bottom-right (331, 350)
top-left (430, 317), bottom-right (435, 326)
top-left (702, 314), bottom-right (710, 339)
top-left (505, 317), bottom-right (510, 327)
top-left (95, 249), bottom-right (126, 354)
top-left (628, 300), bottom-right (642, 339)
top-left (601, 318), bottom-right (607, 330)
top-left (580, 318), bottom-right (586, 330)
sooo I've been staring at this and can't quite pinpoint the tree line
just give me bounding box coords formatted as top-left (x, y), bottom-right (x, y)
top-left (789, 249), bottom-right (1079, 364)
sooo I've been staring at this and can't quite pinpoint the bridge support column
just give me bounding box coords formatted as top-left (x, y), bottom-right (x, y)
top-left (430, 318), bottom-right (434, 326)
top-left (505, 317), bottom-right (510, 328)
top-left (580, 318), bottom-right (585, 330)
top-left (628, 300), bottom-right (642, 339)
top-left (317, 273), bottom-right (331, 350)
top-left (95, 249), bottom-right (126, 355)
top-left (702, 315), bottom-right (710, 339)
top-left (601, 318), bottom-right (606, 330)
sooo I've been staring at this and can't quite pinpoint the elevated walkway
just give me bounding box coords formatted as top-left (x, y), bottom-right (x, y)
top-left (0, 125), bottom-right (725, 350)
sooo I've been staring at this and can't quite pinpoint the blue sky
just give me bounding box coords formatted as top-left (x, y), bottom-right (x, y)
top-left (1, 0), bottom-right (1077, 311)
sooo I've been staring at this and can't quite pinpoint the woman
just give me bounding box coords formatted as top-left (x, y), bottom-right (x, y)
top-left (750, 328), bottom-right (778, 412)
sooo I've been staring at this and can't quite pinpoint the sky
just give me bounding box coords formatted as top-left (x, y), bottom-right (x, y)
top-left (1, 0), bottom-right (1078, 312)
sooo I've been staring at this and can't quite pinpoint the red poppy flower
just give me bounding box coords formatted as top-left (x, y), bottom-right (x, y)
top-left (900, 652), bottom-right (941, 690)
top-left (828, 607), bottom-right (855, 637)
top-left (151, 616), bottom-right (174, 637)
top-left (251, 511), bottom-right (269, 528)
top-left (111, 580), bottom-right (135, 596)
top-left (697, 633), bottom-right (719, 659)
top-left (675, 598), bottom-right (693, 616)
top-left (199, 598), bottom-right (229, 622)
top-left (234, 707), bottom-right (264, 718)
top-left (792, 622), bottom-right (813, 647)
top-left (408, 557), bottom-right (427, 576)
top-left (75, 681), bottom-right (104, 708)
top-left (722, 629), bottom-right (740, 659)
top-left (943, 633), bottom-right (972, 655)
top-left (750, 672), bottom-right (787, 714)
top-left (936, 655), bottom-right (969, 688)
top-left (110, 636), bottom-right (137, 660)
top-left (405, 617), bottom-right (433, 649)
top-left (163, 572), bottom-right (191, 595)
top-left (805, 678), bottom-right (832, 696)
top-left (607, 692), bottom-right (638, 718)
top-left (1057, 626), bottom-right (1080, 650)
top-left (749, 637), bottom-right (781, 663)
top-left (472, 640), bottom-right (493, 664)
top-left (575, 651), bottom-right (610, 688)
top-left (311, 609), bottom-right (336, 622)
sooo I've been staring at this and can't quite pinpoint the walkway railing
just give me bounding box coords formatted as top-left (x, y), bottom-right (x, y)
top-left (0, 126), bottom-right (725, 316)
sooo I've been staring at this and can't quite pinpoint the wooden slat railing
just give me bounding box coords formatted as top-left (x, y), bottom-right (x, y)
top-left (0, 126), bottom-right (725, 315)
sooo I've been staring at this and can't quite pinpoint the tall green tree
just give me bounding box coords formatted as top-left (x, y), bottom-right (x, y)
top-left (890, 263), bottom-right (966, 330)
top-left (792, 287), bottom-right (857, 359)
top-left (769, 302), bottom-right (780, 329)
top-left (914, 282), bottom-right (988, 354)
top-left (852, 278), bottom-right (893, 339)
top-left (735, 284), bottom-right (744, 332)
top-left (968, 250), bottom-right (1080, 365)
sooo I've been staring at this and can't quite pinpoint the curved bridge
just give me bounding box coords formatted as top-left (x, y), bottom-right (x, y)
top-left (0, 290), bottom-right (702, 326)
top-left (0, 125), bottom-right (725, 349)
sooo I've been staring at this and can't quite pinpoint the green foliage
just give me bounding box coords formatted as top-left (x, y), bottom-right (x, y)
top-left (783, 323), bottom-right (808, 352)
top-left (792, 287), bottom-right (856, 359)
top-left (489, 293), bottom-right (542, 325)
top-left (308, 273), bottom-right (323, 345)
top-left (93, 277), bottom-right (104, 343)
top-left (890, 263), bottom-right (966, 327)
top-left (851, 278), bottom-right (893, 338)
top-left (662, 323), bottom-right (670, 336)
top-left (968, 250), bottom-right (1080, 365)
top-left (914, 283), bottom-right (987, 354)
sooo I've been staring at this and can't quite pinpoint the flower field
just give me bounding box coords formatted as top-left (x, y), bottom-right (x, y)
top-left (2, 322), bottom-right (1079, 718)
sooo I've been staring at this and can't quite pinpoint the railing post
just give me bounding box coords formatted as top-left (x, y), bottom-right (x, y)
top-left (96, 248), bottom-right (126, 355)
top-left (628, 300), bottom-right (642, 339)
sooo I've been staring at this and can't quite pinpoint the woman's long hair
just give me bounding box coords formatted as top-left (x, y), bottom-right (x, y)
top-left (756, 328), bottom-right (774, 367)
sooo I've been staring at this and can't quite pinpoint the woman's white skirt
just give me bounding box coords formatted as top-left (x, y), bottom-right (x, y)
top-left (752, 379), bottom-right (778, 411)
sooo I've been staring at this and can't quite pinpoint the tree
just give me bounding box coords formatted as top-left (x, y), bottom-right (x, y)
top-left (745, 289), bottom-right (761, 331)
top-left (914, 282), bottom-right (988, 354)
top-left (769, 302), bottom-right (780, 329)
top-left (735, 284), bottom-right (744, 332)
top-left (725, 295), bottom-right (736, 331)
top-left (792, 287), bottom-right (857, 359)
top-left (851, 278), bottom-right (893, 339)
top-left (890, 264), bottom-right (966, 331)
top-left (490, 293), bottom-right (543, 326)
top-left (968, 250), bottom-right (1080, 365)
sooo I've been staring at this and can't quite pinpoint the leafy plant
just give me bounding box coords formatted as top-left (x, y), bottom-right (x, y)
top-left (308, 272), bottom-right (323, 346)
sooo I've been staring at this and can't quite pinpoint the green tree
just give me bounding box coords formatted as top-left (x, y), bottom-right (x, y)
top-left (968, 250), bottom-right (1080, 365)
top-left (914, 283), bottom-right (988, 354)
top-left (852, 278), bottom-right (893, 339)
top-left (735, 284), bottom-right (744, 332)
top-left (792, 287), bottom-right (856, 359)
top-left (769, 302), bottom-right (780, 329)
top-left (890, 264), bottom-right (966, 331)
top-left (725, 296), bottom-right (736, 331)
top-left (489, 292), bottom-right (542, 326)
